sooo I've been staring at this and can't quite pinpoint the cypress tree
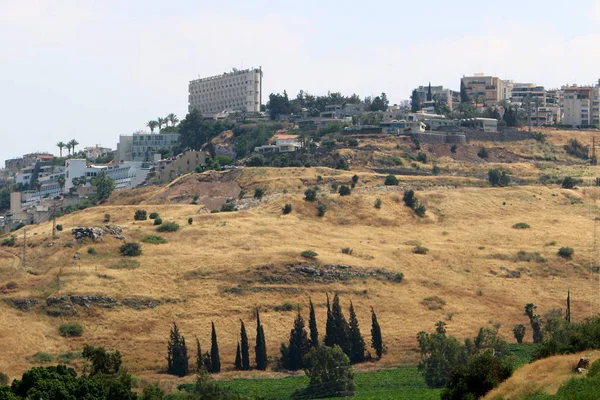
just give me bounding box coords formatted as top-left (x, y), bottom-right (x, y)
top-left (196, 337), bottom-right (202, 371)
top-left (202, 351), bottom-right (211, 371)
top-left (308, 298), bottom-right (319, 348)
top-left (427, 82), bottom-right (432, 101)
top-left (235, 342), bottom-right (242, 370)
top-left (287, 306), bottom-right (310, 370)
top-left (370, 307), bottom-right (383, 360)
top-left (324, 293), bottom-right (335, 347)
top-left (240, 320), bottom-right (250, 370)
top-left (565, 290), bottom-right (571, 323)
top-left (210, 322), bottom-right (221, 373)
top-left (348, 302), bottom-right (366, 363)
top-left (166, 322), bottom-right (189, 377)
top-left (460, 80), bottom-right (470, 104)
top-left (255, 309), bottom-right (268, 370)
top-left (330, 294), bottom-right (351, 357)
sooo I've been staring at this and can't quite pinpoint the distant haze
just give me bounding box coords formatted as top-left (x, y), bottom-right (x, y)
top-left (1, 0), bottom-right (600, 163)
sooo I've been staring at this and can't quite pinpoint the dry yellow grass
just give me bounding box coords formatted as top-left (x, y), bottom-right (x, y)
top-left (1, 167), bottom-right (600, 384)
top-left (484, 350), bottom-right (600, 399)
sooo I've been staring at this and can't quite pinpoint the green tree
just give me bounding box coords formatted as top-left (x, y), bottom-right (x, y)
top-left (403, 189), bottom-right (417, 208)
top-left (488, 169), bottom-right (510, 187)
top-left (166, 322), bottom-right (189, 377)
top-left (240, 320), bottom-right (250, 370)
top-left (147, 120), bottom-right (158, 133)
top-left (324, 294), bottom-right (335, 347)
top-left (336, 158), bottom-right (349, 170)
top-left (234, 342), bottom-right (242, 370)
top-left (325, 294), bottom-right (351, 357)
top-left (287, 307), bottom-right (310, 370)
top-left (417, 329), bottom-right (468, 388)
top-left (255, 309), bottom-right (268, 370)
top-left (427, 82), bottom-right (433, 101)
top-left (92, 170), bottom-right (115, 200)
top-left (371, 307), bottom-right (383, 359)
top-left (196, 337), bottom-right (203, 371)
top-left (348, 302), bottom-right (366, 363)
top-left (157, 117), bottom-right (165, 131)
top-left (460, 80), bottom-right (470, 104)
top-left (68, 139), bottom-right (79, 155)
top-left (513, 324), bottom-right (526, 344)
top-left (411, 89), bottom-right (422, 112)
top-left (302, 345), bottom-right (355, 398)
top-left (308, 298), bottom-right (319, 348)
top-left (267, 91), bottom-right (291, 120)
top-left (82, 344), bottom-right (122, 375)
top-left (167, 113), bottom-right (179, 127)
top-left (0, 187), bottom-right (10, 211)
top-left (210, 322), bottom-right (221, 373)
top-left (56, 142), bottom-right (66, 158)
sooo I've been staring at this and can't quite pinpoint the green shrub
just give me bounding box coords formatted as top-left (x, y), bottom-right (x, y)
top-left (56, 224), bottom-right (63, 231)
top-left (450, 144), bottom-right (457, 153)
top-left (477, 147), bottom-right (489, 159)
top-left (254, 188), bottom-right (265, 200)
top-left (134, 209), bottom-right (147, 221)
top-left (273, 302), bottom-right (296, 312)
top-left (149, 212), bottom-right (159, 219)
top-left (153, 217), bottom-right (163, 226)
top-left (87, 247), bottom-right (97, 255)
top-left (104, 213), bottom-right (111, 223)
top-left (29, 352), bottom-right (54, 363)
top-left (561, 176), bottom-right (578, 189)
top-left (0, 371), bottom-right (8, 386)
top-left (391, 156), bottom-right (403, 165)
top-left (432, 165), bottom-right (440, 175)
top-left (1, 236), bottom-right (16, 246)
top-left (348, 138), bottom-right (359, 147)
top-left (513, 222), bottom-right (530, 229)
top-left (351, 175), bottom-right (359, 184)
top-left (188, 217), bottom-right (193, 225)
top-left (220, 203), bottom-right (237, 212)
top-left (413, 245), bottom-right (429, 255)
top-left (331, 182), bottom-right (338, 191)
top-left (304, 187), bottom-right (318, 201)
top-left (156, 222), bottom-right (180, 232)
top-left (415, 203), bottom-right (427, 217)
top-left (403, 190), bottom-right (417, 208)
top-left (384, 174), bottom-right (399, 186)
top-left (301, 250), bottom-right (318, 259)
top-left (338, 185), bottom-right (351, 196)
top-left (316, 203), bottom-right (327, 217)
top-left (120, 242), bottom-right (142, 257)
top-left (141, 235), bottom-right (167, 244)
top-left (302, 345), bottom-right (355, 398)
top-left (57, 351), bottom-right (82, 365)
top-left (564, 138), bottom-right (589, 159)
top-left (341, 247), bottom-right (353, 255)
top-left (421, 296), bottom-right (446, 310)
top-left (59, 323), bottom-right (83, 337)
top-left (374, 198), bottom-right (382, 209)
top-left (336, 158), bottom-right (349, 170)
top-left (107, 259), bottom-right (140, 270)
top-left (282, 203), bottom-right (292, 215)
top-left (417, 152), bottom-right (428, 163)
top-left (238, 190), bottom-right (246, 199)
top-left (488, 169), bottom-right (510, 187)
top-left (513, 324), bottom-right (526, 344)
top-left (558, 246), bottom-right (574, 259)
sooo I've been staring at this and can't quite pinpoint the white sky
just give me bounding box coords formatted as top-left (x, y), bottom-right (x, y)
top-left (1, 0), bottom-right (600, 164)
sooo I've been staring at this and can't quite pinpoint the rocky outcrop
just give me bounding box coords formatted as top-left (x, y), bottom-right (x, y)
top-left (71, 227), bottom-right (104, 241)
top-left (4, 298), bottom-right (39, 311)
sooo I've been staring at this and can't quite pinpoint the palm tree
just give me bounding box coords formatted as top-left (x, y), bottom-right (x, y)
top-left (157, 117), bottom-right (165, 130)
top-left (68, 139), bottom-right (79, 155)
top-left (56, 142), bottom-right (66, 157)
top-left (66, 143), bottom-right (73, 156)
top-left (167, 113), bottom-right (178, 127)
top-left (147, 120), bottom-right (158, 133)
top-left (57, 176), bottom-right (66, 193)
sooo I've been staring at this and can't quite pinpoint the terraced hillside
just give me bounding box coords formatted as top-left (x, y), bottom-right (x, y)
top-left (1, 163), bottom-right (599, 385)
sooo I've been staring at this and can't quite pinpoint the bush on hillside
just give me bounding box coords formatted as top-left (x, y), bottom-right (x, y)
top-left (403, 190), bottom-right (417, 208)
top-left (149, 212), bottom-right (159, 220)
top-left (59, 323), bottom-right (83, 337)
top-left (87, 247), bottom-right (97, 255)
top-left (316, 203), bottom-right (327, 217)
top-left (338, 185), bottom-right (351, 196)
top-left (301, 250), bottom-right (318, 259)
top-left (104, 213), bottom-right (111, 223)
top-left (413, 245), bottom-right (429, 255)
top-left (254, 188), bottom-right (265, 200)
top-left (0, 372), bottom-right (8, 386)
top-left (384, 174), bottom-right (399, 186)
top-left (56, 224), bottom-right (63, 231)
top-left (477, 147), bottom-right (489, 159)
top-left (1, 236), bottom-right (16, 246)
top-left (558, 246), bottom-right (574, 259)
top-left (417, 152), bottom-right (428, 163)
top-left (134, 209), bottom-right (147, 221)
top-left (561, 176), bottom-right (578, 189)
top-left (156, 222), bottom-right (180, 232)
top-left (220, 202), bottom-right (237, 212)
top-left (188, 217), bottom-right (193, 225)
top-left (304, 187), bottom-right (318, 201)
top-left (374, 198), bottom-right (382, 209)
top-left (336, 158), bottom-right (349, 170)
top-left (488, 169), bottom-right (510, 187)
top-left (415, 203), bottom-right (426, 217)
top-left (282, 203), bottom-right (292, 215)
top-left (141, 235), bottom-right (167, 244)
top-left (120, 242), bottom-right (142, 257)
top-left (513, 222), bottom-right (530, 229)
top-left (513, 324), bottom-right (526, 344)
top-left (153, 217), bottom-right (163, 226)
top-left (564, 138), bottom-right (589, 159)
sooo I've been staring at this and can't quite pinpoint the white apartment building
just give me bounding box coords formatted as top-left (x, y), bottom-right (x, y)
top-left (560, 85), bottom-right (598, 127)
top-left (188, 67), bottom-right (263, 116)
top-left (65, 159), bottom-right (151, 192)
top-left (461, 74), bottom-right (504, 106)
top-left (511, 83), bottom-right (546, 105)
top-left (117, 132), bottom-right (180, 162)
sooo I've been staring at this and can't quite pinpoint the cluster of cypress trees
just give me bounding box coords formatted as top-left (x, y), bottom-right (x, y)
top-left (235, 309), bottom-right (268, 371)
top-left (167, 298), bottom-right (383, 376)
top-left (166, 321), bottom-right (221, 377)
top-left (282, 294), bottom-right (383, 370)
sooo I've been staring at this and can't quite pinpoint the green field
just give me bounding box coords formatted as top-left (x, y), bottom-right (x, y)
top-left (219, 366), bottom-right (441, 399)
top-left (216, 344), bottom-right (537, 399)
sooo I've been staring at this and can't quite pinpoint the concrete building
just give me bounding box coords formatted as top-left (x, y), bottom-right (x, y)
top-left (381, 120), bottom-right (426, 134)
top-left (84, 145), bottom-right (113, 160)
top-left (414, 85), bottom-right (456, 110)
top-left (117, 132), bottom-right (180, 162)
top-left (188, 67), bottom-right (263, 116)
top-left (153, 151), bottom-right (207, 184)
top-left (461, 74), bottom-right (504, 106)
top-left (560, 85), bottom-right (598, 127)
top-left (460, 118), bottom-right (498, 132)
top-left (254, 134), bottom-right (302, 155)
top-left (65, 159), bottom-right (151, 192)
top-left (502, 80), bottom-right (514, 100)
top-left (511, 83), bottom-right (546, 105)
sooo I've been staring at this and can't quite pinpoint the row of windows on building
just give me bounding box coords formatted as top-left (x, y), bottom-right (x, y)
top-left (190, 83), bottom-right (257, 95)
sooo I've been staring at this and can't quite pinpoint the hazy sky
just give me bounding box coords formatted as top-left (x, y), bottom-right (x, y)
top-left (2, 0), bottom-right (600, 164)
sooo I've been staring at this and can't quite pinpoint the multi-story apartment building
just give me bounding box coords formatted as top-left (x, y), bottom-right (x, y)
top-left (188, 67), bottom-right (263, 116)
top-left (502, 80), bottom-right (514, 100)
top-left (560, 85), bottom-right (598, 127)
top-left (511, 83), bottom-right (546, 105)
top-left (65, 159), bottom-right (151, 192)
top-left (117, 132), bottom-right (180, 162)
top-left (461, 74), bottom-right (504, 107)
top-left (414, 85), bottom-right (457, 109)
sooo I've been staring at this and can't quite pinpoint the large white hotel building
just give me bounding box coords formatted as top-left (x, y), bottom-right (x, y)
top-left (188, 67), bottom-right (263, 116)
